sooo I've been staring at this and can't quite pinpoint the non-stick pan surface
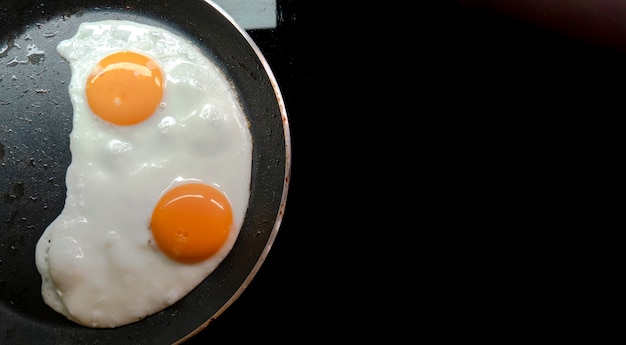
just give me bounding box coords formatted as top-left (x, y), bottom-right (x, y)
top-left (0, 1), bottom-right (290, 344)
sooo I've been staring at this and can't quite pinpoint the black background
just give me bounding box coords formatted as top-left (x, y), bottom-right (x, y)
top-left (199, 2), bottom-right (626, 341)
top-left (419, 3), bottom-right (625, 338)
top-left (451, 1), bottom-right (626, 116)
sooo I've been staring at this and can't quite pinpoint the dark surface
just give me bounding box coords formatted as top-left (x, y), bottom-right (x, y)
top-left (0, 0), bottom-right (296, 343)
top-left (441, 3), bottom-right (626, 338)
top-left (452, 1), bottom-right (626, 115)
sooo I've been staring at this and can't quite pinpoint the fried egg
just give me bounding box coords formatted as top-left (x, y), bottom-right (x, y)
top-left (34, 19), bottom-right (252, 328)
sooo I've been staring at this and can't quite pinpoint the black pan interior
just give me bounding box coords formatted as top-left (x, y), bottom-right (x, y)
top-left (0, 1), bottom-right (289, 344)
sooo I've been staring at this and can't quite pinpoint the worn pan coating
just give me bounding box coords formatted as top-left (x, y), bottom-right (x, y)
top-left (0, 0), bottom-right (290, 343)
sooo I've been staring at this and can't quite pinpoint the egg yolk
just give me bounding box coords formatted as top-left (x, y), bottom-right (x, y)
top-left (86, 51), bottom-right (163, 126)
top-left (150, 183), bottom-right (233, 263)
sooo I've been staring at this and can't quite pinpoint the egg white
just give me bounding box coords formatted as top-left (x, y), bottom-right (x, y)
top-left (34, 20), bottom-right (252, 328)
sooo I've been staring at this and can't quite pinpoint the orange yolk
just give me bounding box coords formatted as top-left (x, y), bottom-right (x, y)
top-left (86, 51), bottom-right (163, 126)
top-left (150, 183), bottom-right (233, 263)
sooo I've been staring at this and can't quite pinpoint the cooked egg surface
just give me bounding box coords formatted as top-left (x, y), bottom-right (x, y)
top-left (34, 20), bottom-right (252, 328)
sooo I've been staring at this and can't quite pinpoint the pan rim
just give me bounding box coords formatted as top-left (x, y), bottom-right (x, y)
top-left (175, 1), bottom-right (292, 343)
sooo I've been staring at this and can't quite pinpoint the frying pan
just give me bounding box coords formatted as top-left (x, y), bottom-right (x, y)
top-left (0, 0), bottom-right (290, 343)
